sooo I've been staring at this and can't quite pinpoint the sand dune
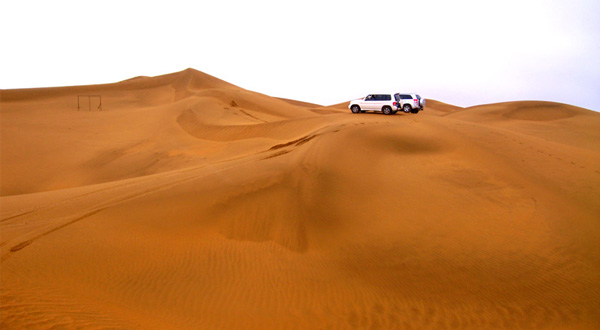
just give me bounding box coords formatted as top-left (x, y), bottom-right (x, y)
top-left (1, 69), bottom-right (599, 329)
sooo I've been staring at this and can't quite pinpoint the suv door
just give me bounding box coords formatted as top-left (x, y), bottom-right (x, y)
top-left (363, 94), bottom-right (377, 110)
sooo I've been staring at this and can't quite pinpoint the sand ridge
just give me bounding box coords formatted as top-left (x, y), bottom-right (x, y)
top-left (1, 69), bottom-right (599, 329)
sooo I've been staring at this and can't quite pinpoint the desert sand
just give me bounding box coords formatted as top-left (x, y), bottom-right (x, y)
top-left (1, 68), bottom-right (599, 329)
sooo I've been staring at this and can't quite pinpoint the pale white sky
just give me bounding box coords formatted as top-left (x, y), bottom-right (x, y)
top-left (2, 0), bottom-right (599, 110)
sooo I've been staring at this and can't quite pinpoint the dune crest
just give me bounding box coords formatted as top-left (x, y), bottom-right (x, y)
top-left (1, 69), bottom-right (599, 329)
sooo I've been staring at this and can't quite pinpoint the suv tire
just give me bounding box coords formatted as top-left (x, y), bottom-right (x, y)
top-left (403, 104), bottom-right (412, 113)
top-left (351, 105), bottom-right (361, 114)
top-left (382, 106), bottom-right (393, 115)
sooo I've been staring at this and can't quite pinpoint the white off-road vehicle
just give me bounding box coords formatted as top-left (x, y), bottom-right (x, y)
top-left (349, 93), bottom-right (425, 115)
top-left (396, 93), bottom-right (425, 113)
top-left (348, 94), bottom-right (398, 115)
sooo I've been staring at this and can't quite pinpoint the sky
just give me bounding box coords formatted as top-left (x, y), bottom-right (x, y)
top-left (2, 0), bottom-right (599, 110)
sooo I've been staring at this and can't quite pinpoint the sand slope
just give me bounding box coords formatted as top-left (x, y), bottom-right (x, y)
top-left (1, 70), bottom-right (599, 329)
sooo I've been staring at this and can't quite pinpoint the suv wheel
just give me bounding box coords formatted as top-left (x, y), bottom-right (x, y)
top-left (403, 104), bottom-right (411, 113)
top-left (382, 106), bottom-right (393, 115)
top-left (351, 105), bottom-right (361, 114)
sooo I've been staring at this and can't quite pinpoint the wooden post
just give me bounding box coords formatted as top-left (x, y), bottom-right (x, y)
top-left (77, 95), bottom-right (103, 111)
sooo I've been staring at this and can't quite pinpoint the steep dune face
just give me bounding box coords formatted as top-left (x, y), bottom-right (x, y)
top-left (1, 71), bottom-right (599, 329)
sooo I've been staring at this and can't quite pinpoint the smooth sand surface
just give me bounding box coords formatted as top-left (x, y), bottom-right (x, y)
top-left (1, 69), bottom-right (599, 329)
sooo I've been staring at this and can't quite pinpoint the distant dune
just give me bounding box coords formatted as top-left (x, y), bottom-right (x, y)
top-left (1, 69), bottom-right (599, 329)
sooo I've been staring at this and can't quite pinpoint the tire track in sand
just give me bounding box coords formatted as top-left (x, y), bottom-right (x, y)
top-left (0, 150), bottom-right (276, 261)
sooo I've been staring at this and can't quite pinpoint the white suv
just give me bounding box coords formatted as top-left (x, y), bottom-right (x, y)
top-left (349, 93), bottom-right (425, 115)
top-left (396, 93), bottom-right (425, 113)
top-left (348, 94), bottom-right (399, 115)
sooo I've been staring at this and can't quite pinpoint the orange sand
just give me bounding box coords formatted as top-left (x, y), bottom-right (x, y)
top-left (1, 69), bottom-right (599, 329)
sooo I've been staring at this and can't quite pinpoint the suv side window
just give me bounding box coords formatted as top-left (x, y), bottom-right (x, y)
top-left (373, 94), bottom-right (391, 101)
top-left (400, 95), bottom-right (411, 100)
